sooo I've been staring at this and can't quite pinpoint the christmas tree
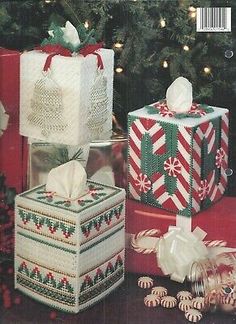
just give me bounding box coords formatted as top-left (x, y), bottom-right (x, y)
top-left (0, 0), bottom-right (235, 193)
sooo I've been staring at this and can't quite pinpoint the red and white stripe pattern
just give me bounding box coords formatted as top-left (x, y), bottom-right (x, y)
top-left (192, 297), bottom-right (205, 310)
top-left (131, 229), bottom-right (160, 254)
top-left (144, 294), bottom-right (161, 307)
top-left (185, 309), bottom-right (203, 322)
top-left (128, 117), bottom-right (166, 200)
top-left (191, 120), bottom-right (216, 214)
top-left (152, 125), bottom-right (191, 213)
top-left (207, 113), bottom-right (229, 203)
top-left (137, 276), bottom-right (154, 289)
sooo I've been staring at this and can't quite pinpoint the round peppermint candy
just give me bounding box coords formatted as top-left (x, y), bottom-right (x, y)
top-left (220, 295), bottom-right (236, 306)
top-left (178, 299), bottom-right (193, 312)
top-left (185, 309), bottom-right (202, 322)
top-left (192, 297), bottom-right (205, 311)
top-left (144, 294), bottom-right (161, 307)
top-left (160, 296), bottom-right (177, 308)
top-left (151, 286), bottom-right (168, 297)
top-left (137, 276), bottom-right (154, 289)
top-left (177, 291), bottom-right (193, 301)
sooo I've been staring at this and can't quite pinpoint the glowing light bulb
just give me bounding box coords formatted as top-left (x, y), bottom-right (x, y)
top-left (189, 6), bottom-right (196, 12)
top-left (183, 45), bottom-right (190, 51)
top-left (163, 60), bottom-right (168, 68)
top-left (204, 66), bottom-right (211, 74)
top-left (190, 12), bottom-right (196, 18)
top-left (115, 67), bottom-right (123, 73)
top-left (84, 21), bottom-right (89, 29)
top-left (160, 19), bottom-right (166, 28)
top-left (114, 42), bottom-right (123, 49)
top-left (45, 0), bottom-right (52, 3)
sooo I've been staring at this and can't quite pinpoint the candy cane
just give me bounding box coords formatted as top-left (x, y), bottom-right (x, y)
top-left (131, 229), bottom-right (160, 254)
top-left (131, 229), bottom-right (227, 255)
top-left (128, 117), bottom-right (166, 200)
top-left (192, 113), bottom-right (228, 212)
top-left (152, 125), bottom-right (192, 213)
top-left (204, 240), bottom-right (227, 247)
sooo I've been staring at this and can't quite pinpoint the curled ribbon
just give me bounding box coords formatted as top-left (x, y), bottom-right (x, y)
top-left (131, 226), bottom-right (227, 283)
top-left (36, 42), bottom-right (104, 72)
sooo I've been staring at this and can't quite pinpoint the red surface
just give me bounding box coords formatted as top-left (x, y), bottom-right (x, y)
top-left (0, 48), bottom-right (27, 192)
top-left (126, 197), bottom-right (236, 275)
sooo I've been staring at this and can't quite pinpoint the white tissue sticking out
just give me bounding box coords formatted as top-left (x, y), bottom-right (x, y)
top-left (48, 21), bottom-right (81, 48)
top-left (46, 160), bottom-right (87, 200)
top-left (166, 77), bottom-right (193, 113)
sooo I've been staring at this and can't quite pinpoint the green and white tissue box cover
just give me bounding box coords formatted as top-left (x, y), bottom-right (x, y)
top-left (128, 101), bottom-right (229, 217)
top-left (20, 49), bottom-right (114, 146)
top-left (15, 181), bottom-right (125, 312)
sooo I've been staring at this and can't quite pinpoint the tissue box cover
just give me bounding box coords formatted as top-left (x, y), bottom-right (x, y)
top-left (20, 49), bottom-right (114, 145)
top-left (0, 48), bottom-right (27, 192)
top-left (15, 181), bottom-right (125, 313)
top-left (128, 103), bottom-right (229, 216)
top-left (126, 198), bottom-right (236, 275)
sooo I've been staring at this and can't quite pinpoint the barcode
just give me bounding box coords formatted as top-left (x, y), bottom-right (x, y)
top-left (197, 7), bottom-right (231, 32)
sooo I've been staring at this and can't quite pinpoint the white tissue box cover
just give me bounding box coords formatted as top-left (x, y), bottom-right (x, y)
top-left (20, 49), bottom-right (114, 145)
top-left (15, 180), bottom-right (125, 313)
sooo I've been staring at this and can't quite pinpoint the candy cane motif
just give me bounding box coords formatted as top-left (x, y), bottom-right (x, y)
top-left (131, 229), bottom-right (160, 254)
top-left (207, 113), bottom-right (229, 202)
top-left (191, 121), bottom-right (216, 214)
top-left (192, 114), bottom-right (228, 212)
top-left (131, 229), bottom-right (227, 255)
top-left (152, 125), bottom-right (192, 213)
top-left (128, 117), bottom-right (166, 200)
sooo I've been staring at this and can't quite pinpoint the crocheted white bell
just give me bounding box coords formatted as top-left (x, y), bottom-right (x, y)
top-left (46, 160), bottom-right (88, 200)
top-left (28, 71), bottom-right (67, 137)
top-left (87, 69), bottom-right (109, 138)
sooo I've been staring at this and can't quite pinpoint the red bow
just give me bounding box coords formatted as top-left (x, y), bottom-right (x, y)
top-left (35, 45), bottom-right (72, 71)
top-left (80, 42), bottom-right (104, 69)
top-left (36, 42), bottom-right (104, 71)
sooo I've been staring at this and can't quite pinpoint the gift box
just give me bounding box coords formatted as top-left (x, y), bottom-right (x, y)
top-left (0, 48), bottom-right (27, 192)
top-left (128, 101), bottom-right (229, 217)
top-left (27, 140), bottom-right (90, 188)
top-left (126, 198), bottom-right (236, 276)
top-left (15, 178), bottom-right (125, 312)
top-left (20, 48), bottom-right (114, 146)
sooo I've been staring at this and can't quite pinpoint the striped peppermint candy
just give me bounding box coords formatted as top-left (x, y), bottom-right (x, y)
top-left (215, 147), bottom-right (225, 168)
top-left (164, 157), bottom-right (182, 177)
top-left (134, 173), bottom-right (151, 193)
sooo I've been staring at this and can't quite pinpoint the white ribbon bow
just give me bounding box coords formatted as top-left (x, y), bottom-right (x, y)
top-left (131, 226), bottom-right (228, 283)
top-left (0, 101), bottom-right (9, 137)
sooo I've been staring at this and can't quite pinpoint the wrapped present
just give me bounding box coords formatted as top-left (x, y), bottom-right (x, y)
top-left (27, 140), bottom-right (90, 188)
top-left (20, 21), bottom-right (114, 146)
top-left (0, 48), bottom-right (27, 192)
top-left (128, 77), bottom-right (229, 216)
top-left (15, 161), bottom-right (125, 313)
top-left (126, 198), bottom-right (236, 277)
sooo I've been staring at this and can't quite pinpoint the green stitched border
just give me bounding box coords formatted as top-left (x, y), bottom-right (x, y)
top-left (79, 268), bottom-right (124, 304)
top-left (17, 274), bottom-right (76, 306)
top-left (17, 231), bottom-right (76, 254)
top-left (80, 224), bottom-right (124, 254)
top-left (18, 180), bottom-right (123, 214)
